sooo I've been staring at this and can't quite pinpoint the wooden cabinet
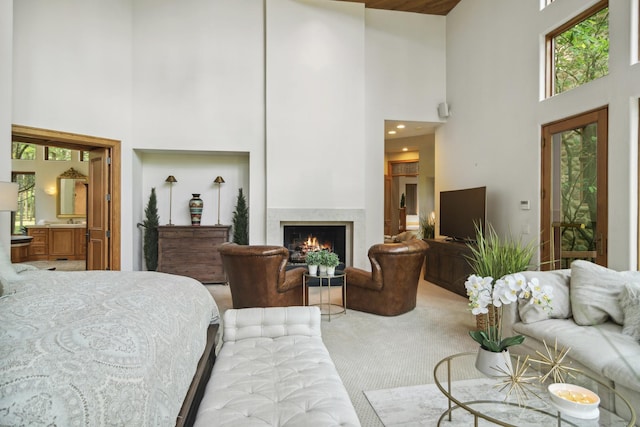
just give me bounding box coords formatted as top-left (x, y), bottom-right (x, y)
top-left (26, 226), bottom-right (87, 261)
top-left (27, 227), bottom-right (49, 260)
top-left (423, 239), bottom-right (474, 298)
top-left (157, 225), bottom-right (230, 284)
top-left (49, 228), bottom-right (75, 258)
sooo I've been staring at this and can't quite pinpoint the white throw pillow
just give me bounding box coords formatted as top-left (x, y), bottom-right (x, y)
top-left (570, 260), bottom-right (640, 326)
top-left (619, 282), bottom-right (640, 342)
top-left (518, 269), bottom-right (571, 323)
top-left (0, 243), bottom-right (21, 295)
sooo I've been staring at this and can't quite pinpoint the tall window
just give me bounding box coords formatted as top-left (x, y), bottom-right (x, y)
top-left (12, 172), bottom-right (36, 234)
top-left (546, 1), bottom-right (609, 97)
top-left (12, 141), bottom-right (36, 159)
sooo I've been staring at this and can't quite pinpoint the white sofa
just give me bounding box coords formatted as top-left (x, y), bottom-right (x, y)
top-left (502, 260), bottom-right (640, 424)
top-left (194, 306), bottom-right (361, 426)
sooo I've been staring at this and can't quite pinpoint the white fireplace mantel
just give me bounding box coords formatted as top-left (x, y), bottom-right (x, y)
top-left (267, 208), bottom-right (366, 267)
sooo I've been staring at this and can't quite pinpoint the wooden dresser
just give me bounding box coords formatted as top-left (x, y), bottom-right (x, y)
top-left (157, 225), bottom-right (230, 284)
top-left (423, 238), bottom-right (474, 298)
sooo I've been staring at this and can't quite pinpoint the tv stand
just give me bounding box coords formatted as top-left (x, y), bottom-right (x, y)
top-left (423, 238), bottom-right (474, 298)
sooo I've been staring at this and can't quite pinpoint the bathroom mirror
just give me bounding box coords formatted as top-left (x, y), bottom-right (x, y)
top-left (57, 168), bottom-right (88, 218)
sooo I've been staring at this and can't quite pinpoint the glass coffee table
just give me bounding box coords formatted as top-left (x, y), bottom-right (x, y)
top-left (433, 352), bottom-right (636, 426)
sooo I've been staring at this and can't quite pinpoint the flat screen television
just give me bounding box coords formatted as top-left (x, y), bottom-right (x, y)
top-left (439, 186), bottom-right (486, 242)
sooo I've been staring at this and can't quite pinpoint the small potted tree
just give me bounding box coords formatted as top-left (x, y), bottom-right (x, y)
top-left (305, 250), bottom-right (321, 276)
top-left (322, 251), bottom-right (340, 276)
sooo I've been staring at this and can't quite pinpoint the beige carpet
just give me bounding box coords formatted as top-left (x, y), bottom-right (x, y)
top-left (206, 275), bottom-right (478, 427)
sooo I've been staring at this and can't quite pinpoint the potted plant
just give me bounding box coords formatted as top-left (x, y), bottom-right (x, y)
top-left (322, 251), bottom-right (340, 276)
top-left (142, 188), bottom-right (159, 271)
top-left (464, 223), bottom-right (552, 376)
top-left (305, 250), bottom-right (321, 276)
top-left (232, 188), bottom-right (248, 244)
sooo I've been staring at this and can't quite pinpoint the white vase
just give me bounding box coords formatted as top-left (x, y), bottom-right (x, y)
top-left (475, 347), bottom-right (512, 377)
top-left (308, 264), bottom-right (318, 275)
top-left (327, 266), bottom-right (336, 276)
top-left (319, 265), bottom-right (328, 275)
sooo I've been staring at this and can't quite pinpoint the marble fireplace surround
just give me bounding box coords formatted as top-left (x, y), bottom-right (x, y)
top-left (266, 208), bottom-right (366, 267)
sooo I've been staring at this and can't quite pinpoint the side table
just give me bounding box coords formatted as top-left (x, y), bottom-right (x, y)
top-left (303, 271), bottom-right (347, 321)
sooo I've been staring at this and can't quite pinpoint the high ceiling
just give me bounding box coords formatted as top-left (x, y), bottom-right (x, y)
top-left (335, 0), bottom-right (462, 16)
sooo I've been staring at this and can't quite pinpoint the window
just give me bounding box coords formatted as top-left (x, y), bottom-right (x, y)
top-left (11, 141), bottom-right (36, 159)
top-left (12, 172), bottom-right (36, 234)
top-left (80, 150), bottom-right (90, 161)
top-left (546, 1), bottom-right (609, 97)
top-left (45, 146), bottom-right (72, 161)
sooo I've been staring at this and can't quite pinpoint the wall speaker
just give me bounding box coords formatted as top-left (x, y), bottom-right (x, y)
top-left (438, 102), bottom-right (450, 118)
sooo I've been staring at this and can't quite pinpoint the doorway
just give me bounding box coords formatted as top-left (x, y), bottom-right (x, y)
top-left (540, 107), bottom-right (608, 269)
top-left (11, 125), bottom-right (121, 270)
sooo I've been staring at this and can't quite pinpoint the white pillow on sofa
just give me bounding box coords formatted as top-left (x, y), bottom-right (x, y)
top-left (619, 282), bottom-right (640, 342)
top-left (570, 260), bottom-right (640, 326)
top-left (518, 269), bottom-right (571, 323)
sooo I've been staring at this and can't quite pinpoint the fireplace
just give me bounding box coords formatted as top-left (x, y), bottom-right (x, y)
top-left (284, 225), bottom-right (346, 265)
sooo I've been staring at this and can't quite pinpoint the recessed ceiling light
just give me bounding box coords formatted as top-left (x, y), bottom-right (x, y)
top-left (397, 124), bottom-right (405, 129)
top-left (402, 147), bottom-right (408, 152)
top-left (388, 130), bottom-right (396, 135)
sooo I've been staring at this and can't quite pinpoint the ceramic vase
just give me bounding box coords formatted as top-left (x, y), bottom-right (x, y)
top-left (475, 347), bottom-right (512, 378)
top-left (308, 264), bottom-right (318, 276)
top-left (327, 266), bottom-right (336, 276)
top-left (319, 265), bottom-right (328, 276)
top-left (189, 194), bottom-right (203, 226)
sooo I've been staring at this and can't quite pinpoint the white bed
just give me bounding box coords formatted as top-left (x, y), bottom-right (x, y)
top-left (0, 261), bottom-right (219, 426)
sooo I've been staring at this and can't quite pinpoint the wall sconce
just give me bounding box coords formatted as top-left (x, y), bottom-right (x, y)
top-left (0, 182), bottom-right (19, 211)
top-left (165, 175), bottom-right (177, 225)
top-left (44, 186), bottom-right (57, 196)
top-left (213, 176), bottom-right (225, 225)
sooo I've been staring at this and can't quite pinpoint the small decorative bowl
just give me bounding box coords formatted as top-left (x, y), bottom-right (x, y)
top-left (548, 383), bottom-right (600, 419)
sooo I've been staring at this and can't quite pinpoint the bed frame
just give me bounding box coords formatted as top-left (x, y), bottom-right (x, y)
top-left (176, 323), bottom-right (219, 427)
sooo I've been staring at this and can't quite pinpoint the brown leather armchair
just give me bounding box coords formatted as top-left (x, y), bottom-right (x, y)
top-left (344, 239), bottom-right (429, 316)
top-left (218, 244), bottom-right (307, 308)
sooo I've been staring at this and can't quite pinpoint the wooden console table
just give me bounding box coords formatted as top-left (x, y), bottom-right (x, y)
top-left (157, 225), bottom-right (230, 284)
top-left (423, 238), bottom-right (474, 298)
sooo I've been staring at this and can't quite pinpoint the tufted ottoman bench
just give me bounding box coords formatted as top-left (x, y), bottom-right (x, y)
top-left (194, 306), bottom-right (361, 426)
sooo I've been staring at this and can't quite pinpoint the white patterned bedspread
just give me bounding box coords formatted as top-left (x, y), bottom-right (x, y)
top-left (0, 270), bottom-right (219, 426)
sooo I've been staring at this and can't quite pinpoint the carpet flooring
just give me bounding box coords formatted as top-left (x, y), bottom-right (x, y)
top-left (206, 274), bottom-right (479, 426)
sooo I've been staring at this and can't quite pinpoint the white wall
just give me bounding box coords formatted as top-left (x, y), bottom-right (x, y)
top-left (365, 9), bottom-right (446, 253)
top-left (7, 0), bottom-right (447, 270)
top-left (443, 0), bottom-right (640, 270)
top-left (265, 0), bottom-right (365, 209)
top-left (131, 0), bottom-right (265, 249)
top-left (0, 0), bottom-right (12, 251)
top-left (11, 0), bottom-right (134, 266)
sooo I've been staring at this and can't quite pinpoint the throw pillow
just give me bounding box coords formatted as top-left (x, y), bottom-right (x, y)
top-left (0, 243), bottom-right (21, 296)
top-left (619, 282), bottom-right (640, 342)
top-left (518, 269), bottom-right (571, 323)
top-left (570, 260), bottom-right (640, 326)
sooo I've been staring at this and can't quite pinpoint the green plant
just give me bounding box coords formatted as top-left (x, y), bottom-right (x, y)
top-left (419, 212), bottom-right (436, 239)
top-left (143, 187), bottom-right (159, 271)
top-left (321, 250), bottom-right (340, 268)
top-left (305, 250), bottom-right (322, 266)
top-left (465, 222), bottom-right (536, 279)
top-left (232, 188), bottom-right (249, 244)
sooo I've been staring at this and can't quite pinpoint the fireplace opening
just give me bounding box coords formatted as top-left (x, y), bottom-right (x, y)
top-left (283, 225), bottom-right (346, 265)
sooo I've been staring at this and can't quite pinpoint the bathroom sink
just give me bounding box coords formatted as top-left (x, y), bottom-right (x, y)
top-left (48, 223), bottom-right (86, 228)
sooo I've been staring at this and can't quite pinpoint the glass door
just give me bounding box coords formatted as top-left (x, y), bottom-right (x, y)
top-left (541, 107), bottom-right (608, 269)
